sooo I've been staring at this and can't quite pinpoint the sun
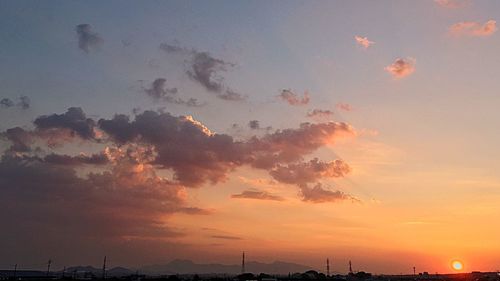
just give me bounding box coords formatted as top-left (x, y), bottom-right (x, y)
top-left (451, 260), bottom-right (463, 271)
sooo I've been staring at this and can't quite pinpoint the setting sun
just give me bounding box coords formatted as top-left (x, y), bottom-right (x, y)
top-left (452, 260), bottom-right (464, 271)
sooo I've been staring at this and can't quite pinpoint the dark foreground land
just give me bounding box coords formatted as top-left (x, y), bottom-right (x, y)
top-left (1, 270), bottom-right (499, 281)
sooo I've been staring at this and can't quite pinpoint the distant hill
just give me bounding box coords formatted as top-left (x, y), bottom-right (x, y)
top-left (64, 266), bottom-right (134, 277)
top-left (140, 259), bottom-right (312, 275)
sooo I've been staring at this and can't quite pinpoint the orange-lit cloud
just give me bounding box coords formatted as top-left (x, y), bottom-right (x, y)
top-left (449, 20), bottom-right (497, 37)
top-left (385, 57), bottom-right (416, 78)
top-left (355, 36), bottom-right (374, 49)
top-left (434, 0), bottom-right (469, 8)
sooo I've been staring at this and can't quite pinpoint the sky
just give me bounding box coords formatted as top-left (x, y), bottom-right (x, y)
top-left (1, 0), bottom-right (500, 275)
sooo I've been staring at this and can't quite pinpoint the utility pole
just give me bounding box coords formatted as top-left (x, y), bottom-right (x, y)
top-left (102, 256), bottom-right (107, 280)
top-left (241, 252), bottom-right (245, 274)
top-left (46, 259), bottom-right (52, 277)
top-left (327, 258), bottom-right (330, 277)
top-left (349, 260), bottom-right (353, 274)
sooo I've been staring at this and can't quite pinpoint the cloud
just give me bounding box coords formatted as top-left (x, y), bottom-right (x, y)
top-left (306, 109), bottom-right (334, 119)
top-left (17, 96), bottom-right (30, 109)
top-left (299, 183), bottom-right (359, 203)
top-left (270, 158), bottom-right (351, 185)
top-left (187, 52), bottom-right (230, 92)
top-left (2, 108), bottom-right (356, 211)
top-left (248, 120), bottom-right (260, 130)
top-left (0, 149), bottom-right (199, 241)
top-left (34, 107), bottom-right (97, 140)
top-left (1, 96), bottom-right (30, 110)
top-left (0, 98), bottom-right (14, 108)
top-left (144, 78), bottom-right (204, 107)
top-left (161, 43), bottom-right (244, 101)
top-left (1, 127), bottom-right (33, 153)
top-left (336, 103), bottom-right (352, 112)
top-left (218, 89), bottom-right (246, 101)
top-left (435, 0), bottom-right (469, 8)
top-left (231, 189), bottom-right (284, 201)
top-left (278, 89), bottom-right (310, 106)
top-left (76, 24), bottom-right (103, 53)
top-left (210, 235), bottom-right (243, 240)
top-left (449, 20), bottom-right (497, 37)
top-left (385, 57), bottom-right (416, 78)
top-left (355, 36), bottom-right (374, 49)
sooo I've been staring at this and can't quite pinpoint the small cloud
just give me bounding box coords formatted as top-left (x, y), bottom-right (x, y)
top-left (248, 120), bottom-right (260, 130)
top-left (385, 57), bottom-right (416, 78)
top-left (278, 89), bottom-right (310, 106)
top-left (306, 109), bottom-right (334, 119)
top-left (218, 89), bottom-right (246, 101)
top-left (17, 96), bottom-right (30, 109)
top-left (75, 24), bottom-right (103, 53)
top-left (211, 235), bottom-right (242, 240)
top-left (231, 189), bottom-right (284, 201)
top-left (0, 98), bottom-right (14, 108)
top-left (449, 20), bottom-right (497, 37)
top-left (354, 36), bottom-right (374, 49)
top-left (299, 183), bottom-right (359, 204)
top-left (435, 0), bottom-right (469, 8)
top-left (336, 103), bottom-right (352, 112)
top-left (0, 96), bottom-right (30, 110)
top-left (143, 78), bottom-right (204, 107)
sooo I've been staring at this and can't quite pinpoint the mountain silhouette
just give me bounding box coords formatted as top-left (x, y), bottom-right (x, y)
top-left (140, 259), bottom-right (312, 275)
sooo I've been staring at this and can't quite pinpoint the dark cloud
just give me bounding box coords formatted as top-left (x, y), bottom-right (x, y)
top-left (1, 127), bottom-right (33, 153)
top-left (0, 98), bottom-right (14, 108)
top-left (34, 107), bottom-right (97, 140)
top-left (76, 24), bottom-right (103, 53)
top-left (248, 120), bottom-right (260, 130)
top-left (2, 108), bottom-right (356, 215)
top-left (144, 78), bottom-right (204, 107)
top-left (278, 89), bottom-right (310, 106)
top-left (270, 158), bottom-right (351, 185)
top-left (43, 152), bottom-right (109, 166)
top-left (161, 43), bottom-right (244, 101)
top-left (299, 183), bottom-right (358, 203)
top-left (231, 189), bottom-right (284, 201)
top-left (187, 51), bottom-right (230, 93)
top-left (98, 110), bottom-right (355, 187)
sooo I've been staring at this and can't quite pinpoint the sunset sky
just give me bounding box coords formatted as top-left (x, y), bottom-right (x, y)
top-left (2, 0), bottom-right (500, 275)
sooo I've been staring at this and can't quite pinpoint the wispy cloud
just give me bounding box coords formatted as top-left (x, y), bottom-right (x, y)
top-left (355, 36), bottom-right (374, 49)
top-left (449, 20), bottom-right (497, 37)
top-left (434, 0), bottom-right (469, 8)
top-left (336, 103), bottom-right (352, 112)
